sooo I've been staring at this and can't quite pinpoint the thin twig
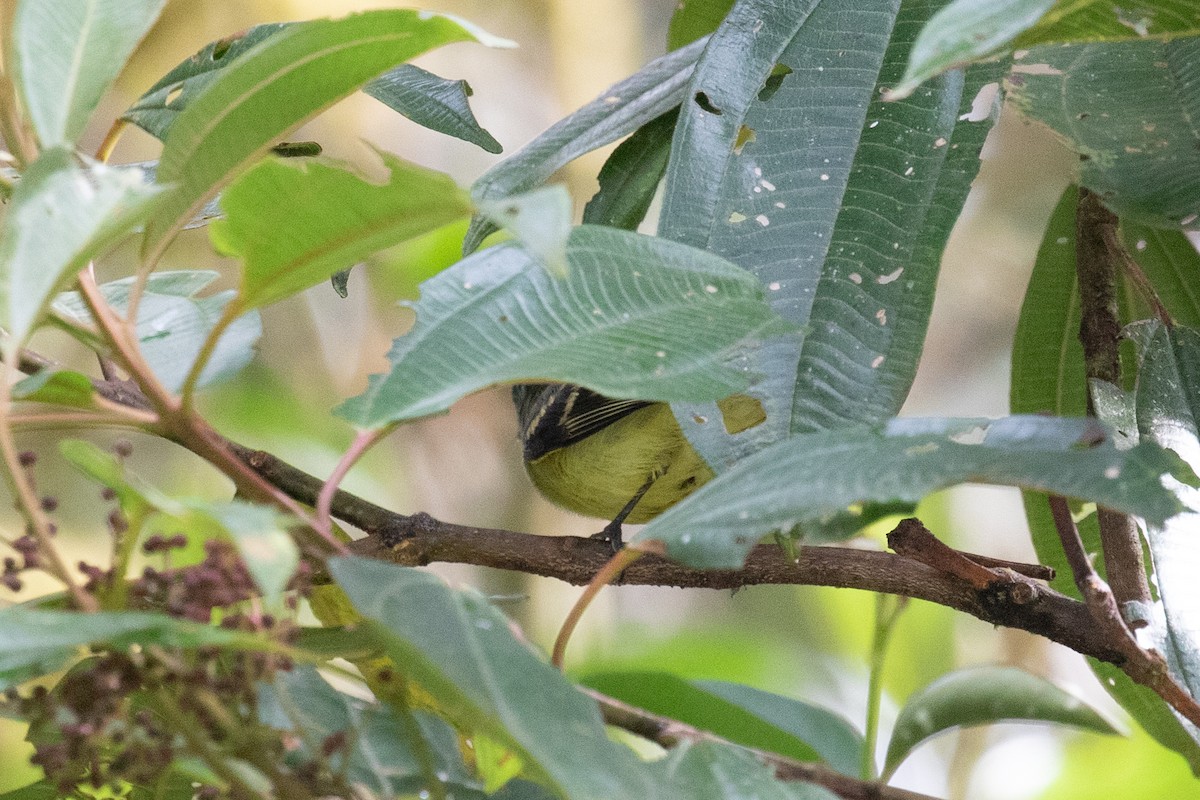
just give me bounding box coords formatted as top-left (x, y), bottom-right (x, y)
top-left (552, 546), bottom-right (644, 667)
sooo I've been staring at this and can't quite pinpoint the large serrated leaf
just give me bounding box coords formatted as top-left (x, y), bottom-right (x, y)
top-left (1006, 39), bottom-right (1200, 230)
top-left (634, 415), bottom-right (1189, 568)
top-left (335, 225), bottom-right (790, 428)
top-left (0, 149), bottom-right (161, 355)
top-left (464, 36), bottom-right (709, 253)
top-left (9, 0), bottom-right (169, 146)
top-left (210, 152), bottom-right (472, 310)
top-left (327, 557), bottom-right (685, 800)
top-left (142, 10), bottom-right (502, 260)
top-left (881, 666), bottom-right (1118, 779)
top-left (661, 0), bottom-right (1005, 472)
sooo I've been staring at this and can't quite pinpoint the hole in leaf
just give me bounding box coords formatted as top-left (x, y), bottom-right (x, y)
top-left (164, 85), bottom-right (184, 106)
top-left (757, 64), bottom-right (793, 102)
top-left (718, 395), bottom-right (766, 435)
top-left (212, 34), bottom-right (239, 60)
top-left (694, 92), bottom-right (723, 115)
top-left (733, 125), bottom-right (756, 154)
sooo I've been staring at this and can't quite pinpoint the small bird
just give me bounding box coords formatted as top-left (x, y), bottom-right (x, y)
top-left (513, 383), bottom-right (764, 546)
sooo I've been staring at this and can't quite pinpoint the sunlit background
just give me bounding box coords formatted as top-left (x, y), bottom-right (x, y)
top-left (3, 1), bottom-right (1195, 797)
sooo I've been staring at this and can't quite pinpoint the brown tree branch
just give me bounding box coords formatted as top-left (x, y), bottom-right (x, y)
top-left (588, 688), bottom-right (939, 800)
top-left (1074, 188), bottom-right (1152, 612)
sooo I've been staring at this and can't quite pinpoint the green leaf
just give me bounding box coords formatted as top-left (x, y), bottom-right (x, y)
top-left (327, 557), bottom-right (683, 800)
top-left (122, 23), bottom-right (290, 140)
top-left (12, 369), bottom-right (96, 408)
top-left (656, 741), bottom-right (839, 800)
top-left (634, 415), bottom-right (1189, 568)
top-left (660, 0), bottom-right (1005, 470)
top-left (364, 64), bottom-right (502, 153)
top-left (258, 665), bottom-right (482, 797)
top-left (0, 607), bottom-right (263, 689)
top-left (882, 666), bottom-right (1118, 779)
top-left (582, 109), bottom-right (679, 231)
top-left (1132, 322), bottom-right (1200, 700)
top-left (9, 0), bottom-right (169, 145)
top-left (0, 781), bottom-right (66, 800)
top-left (142, 9), bottom-right (505, 259)
top-left (0, 148), bottom-right (161, 354)
top-left (1011, 189), bottom-right (1200, 772)
top-left (336, 225), bottom-right (790, 428)
top-left (476, 186), bottom-right (573, 278)
top-left (54, 272), bottom-right (261, 392)
top-left (667, 0), bottom-right (737, 50)
top-left (464, 36), bottom-right (709, 253)
top-left (581, 671), bottom-right (861, 775)
top-left (211, 152), bottom-right (472, 310)
top-left (892, 0), bottom-right (1056, 98)
top-left (1121, 222), bottom-right (1200, 327)
top-left (1006, 39), bottom-right (1200, 230)
top-left (894, 1), bottom-right (1200, 97)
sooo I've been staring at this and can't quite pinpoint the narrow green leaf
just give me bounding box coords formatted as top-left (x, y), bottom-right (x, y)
top-left (1011, 189), bottom-right (1200, 772)
top-left (1133, 323), bottom-right (1200, 700)
top-left (364, 64), bottom-right (502, 153)
top-left (1006, 39), bottom-right (1200, 229)
top-left (142, 10), bottom-right (504, 259)
top-left (1014, 1), bottom-right (1200, 47)
top-left (1121, 222), bottom-right (1200, 327)
top-left (667, 0), bottom-right (736, 50)
top-left (54, 272), bottom-right (261, 392)
top-left (12, 369), bottom-right (96, 408)
top-left (581, 672), bottom-right (861, 775)
top-left (0, 607), bottom-right (262, 690)
top-left (211, 152), bottom-right (472, 310)
top-left (0, 148), bottom-right (161, 354)
top-left (464, 36), bottom-right (709, 253)
top-left (336, 225), bottom-right (790, 428)
top-left (891, 0), bottom-right (1055, 98)
top-left (10, 0), bottom-right (169, 145)
top-left (122, 24), bottom-right (291, 140)
top-left (327, 557), bottom-right (683, 800)
top-left (882, 667), bottom-right (1118, 779)
top-left (582, 109), bottom-right (679, 231)
top-left (476, 186), bottom-right (573, 277)
top-left (634, 415), bottom-right (1189, 568)
top-left (656, 741), bottom-right (839, 800)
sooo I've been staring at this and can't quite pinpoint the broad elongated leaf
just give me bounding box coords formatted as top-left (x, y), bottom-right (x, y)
top-left (54, 271), bottom-right (261, 392)
top-left (1007, 39), bottom-right (1200, 230)
top-left (634, 415), bottom-right (1190, 567)
top-left (210, 153), bottom-right (472, 310)
top-left (582, 109), bottom-right (679, 231)
top-left (463, 36), bottom-right (710, 253)
top-left (582, 671), bottom-right (861, 776)
top-left (1133, 322), bottom-right (1200, 698)
top-left (143, 10), bottom-right (504, 259)
top-left (0, 607), bottom-right (262, 689)
top-left (9, 0), bottom-right (168, 145)
top-left (336, 225), bottom-right (790, 428)
top-left (897, 0), bottom-right (1200, 96)
top-left (364, 64), bottom-right (501, 153)
top-left (259, 666), bottom-right (482, 797)
top-left (1121, 222), bottom-right (1200, 327)
top-left (0, 149), bottom-right (161, 354)
top-left (656, 741), bottom-right (838, 800)
top-left (881, 667), bottom-right (1118, 779)
top-left (327, 557), bottom-right (684, 800)
top-left (662, 0), bottom-right (1005, 470)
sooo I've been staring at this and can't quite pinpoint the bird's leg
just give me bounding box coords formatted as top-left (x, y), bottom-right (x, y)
top-left (593, 468), bottom-right (663, 551)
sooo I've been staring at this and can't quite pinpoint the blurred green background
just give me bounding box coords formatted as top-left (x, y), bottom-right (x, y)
top-left (3, 0), bottom-right (1196, 797)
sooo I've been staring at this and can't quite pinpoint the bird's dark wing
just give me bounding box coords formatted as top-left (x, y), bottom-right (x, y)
top-left (513, 383), bottom-right (652, 460)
